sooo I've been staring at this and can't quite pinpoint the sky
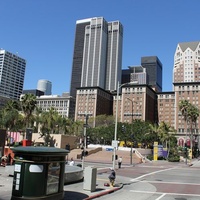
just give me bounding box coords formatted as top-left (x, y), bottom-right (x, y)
top-left (1, 0), bottom-right (200, 95)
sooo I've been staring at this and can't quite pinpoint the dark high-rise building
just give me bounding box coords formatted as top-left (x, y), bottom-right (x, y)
top-left (70, 17), bottom-right (123, 98)
top-left (70, 19), bottom-right (90, 98)
top-left (121, 69), bottom-right (131, 84)
top-left (141, 56), bottom-right (162, 92)
top-left (22, 89), bottom-right (44, 97)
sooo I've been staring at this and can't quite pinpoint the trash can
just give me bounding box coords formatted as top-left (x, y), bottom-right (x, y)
top-left (11, 146), bottom-right (69, 200)
top-left (83, 166), bottom-right (97, 192)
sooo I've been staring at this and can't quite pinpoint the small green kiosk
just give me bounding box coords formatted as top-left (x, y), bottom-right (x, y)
top-left (11, 146), bottom-right (69, 200)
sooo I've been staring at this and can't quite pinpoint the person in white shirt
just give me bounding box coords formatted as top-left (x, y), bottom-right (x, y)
top-left (69, 158), bottom-right (75, 166)
top-left (118, 156), bottom-right (122, 168)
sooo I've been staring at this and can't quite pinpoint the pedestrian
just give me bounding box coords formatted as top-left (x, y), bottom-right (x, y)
top-left (118, 156), bottom-right (122, 168)
top-left (108, 168), bottom-right (116, 187)
top-left (7, 153), bottom-right (12, 165)
top-left (1, 155), bottom-right (7, 167)
top-left (69, 158), bottom-right (75, 166)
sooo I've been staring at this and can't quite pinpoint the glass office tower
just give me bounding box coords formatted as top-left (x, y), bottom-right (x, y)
top-left (0, 49), bottom-right (26, 100)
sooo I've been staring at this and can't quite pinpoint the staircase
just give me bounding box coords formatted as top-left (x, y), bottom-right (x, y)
top-left (67, 148), bottom-right (142, 165)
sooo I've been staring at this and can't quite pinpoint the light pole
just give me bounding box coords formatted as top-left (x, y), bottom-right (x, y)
top-left (82, 93), bottom-right (89, 170)
top-left (82, 93), bottom-right (95, 169)
top-left (126, 97), bottom-right (134, 165)
top-left (112, 81), bottom-right (136, 170)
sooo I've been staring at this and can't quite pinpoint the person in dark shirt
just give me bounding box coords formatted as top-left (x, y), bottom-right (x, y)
top-left (7, 153), bottom-right (12, 165)
top-left (108, 168), bottom-right (116, 187)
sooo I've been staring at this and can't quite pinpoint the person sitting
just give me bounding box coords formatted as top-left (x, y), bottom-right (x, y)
top-left (1, 155), bottom-right (7, 167)
top-left (108, 168), bottom-right (116, 187)
top-left (7, 153), bottom-right (12, 165)
top-left (69, 158), bottom-right (75, 166)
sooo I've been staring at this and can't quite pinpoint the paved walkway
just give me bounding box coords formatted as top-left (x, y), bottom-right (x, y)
top-left (1, 156), bottom-right (199, 200)
top-left (0, 165), bottom-right (124, 200)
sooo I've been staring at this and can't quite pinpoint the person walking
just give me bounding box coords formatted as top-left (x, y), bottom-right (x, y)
top-left (108, 168), bottom-right (116, 187)
top-left (118, 156), bottom-right (122, 168)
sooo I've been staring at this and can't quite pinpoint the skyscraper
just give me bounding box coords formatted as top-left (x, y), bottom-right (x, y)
top-left (141, 56), bottom-right (163, 92)
top-left (81, 17), bottom-right (108, 89)
top-left (70, 17), bottom-right (123, 98)
top-left (37, 79), bottom-right (52, 95)
top-left (173, 41), bottom-right (200, 146)
top-left (173, 41), bottom-right (200, 83)
top-left (70, 19), bottom-right (90, 98)
top-left (105, 21), bottom-right (123, 91)
top-left (0, 49), bottom-right (26, 100)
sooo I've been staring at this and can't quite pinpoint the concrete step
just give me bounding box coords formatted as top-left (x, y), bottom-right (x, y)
top-left (67, 148), bottom-right (142, 165)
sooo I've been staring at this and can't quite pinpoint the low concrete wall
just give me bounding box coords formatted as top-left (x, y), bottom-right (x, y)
top-left (76, 147), bottom-right (102, 159)
top-left (64, 165), bottom-right (83, 184)
top-left (32, 133), bottom-right (78, 150)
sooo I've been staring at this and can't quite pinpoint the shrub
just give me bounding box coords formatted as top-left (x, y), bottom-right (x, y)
top-left (146, 154), bottom-right (153, 161)
top-left (168, 156), bottom-right (180, 162)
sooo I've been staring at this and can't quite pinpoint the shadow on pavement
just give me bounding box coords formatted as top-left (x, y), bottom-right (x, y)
top-left (64, 191), bottom-right (88, 200)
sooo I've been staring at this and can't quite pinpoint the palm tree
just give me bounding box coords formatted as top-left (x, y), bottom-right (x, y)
top-left (157, 121), bottom-right (175, 147)
top-left (1, 100), bottom-right (24, 144)
top-left (33, 106), bottom-right (43, 133)
top-left (179, 100), bottom-right (190, 122)
top-left (40, 107), bottom-right (57, 134)
top-left (21, 93), bottom-right (37, 129)
top-left (179, 100), bottom-right (190, 145)
top-left (179, 100), bottom-right (200, 152)
top-left (1, 100), bottom-right (23, 131)
top-left (148, 123), bottom-right (159, 142)
top-left (72, 120), bottom-right (84, 137)
top-left (187, 104), bottom-right (199, 151)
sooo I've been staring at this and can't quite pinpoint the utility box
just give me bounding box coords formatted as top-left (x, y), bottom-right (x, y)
top-left (11, 146), bottom-right (69, 200)
top-left (83, 166), bottom-right (97, 192)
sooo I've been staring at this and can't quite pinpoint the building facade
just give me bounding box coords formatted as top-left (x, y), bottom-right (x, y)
top-left (173, 41), bottom-right (200, 83)
top-left (70, 17), bottom-right (123, 98)
top-left (105, 21), bottom-right (123, 91)
top-left (157, 92), bottom-right (175, 126)
top-left (70, 19), bottom-right (91, 99)
top-left (172, 42), bottom-right (200, 147)
top-left (37, 79), bottom-right (52, 95)
top-left (36, 94), bottom-right (74, 118)
top-left (141, 56), bottom-right (163, 92)
top-left (75, 87), bottom-right (113, 127)
top-left (23, 89), bottom-right (44, 97)
top-left (113, 84), bottom-right (157, 124)
top-left (129, 66), bottom-right (147, 84)
top-left (0, 49), bottom-right (26, 100)
top-left (174, 82), bottom-right (200, 147)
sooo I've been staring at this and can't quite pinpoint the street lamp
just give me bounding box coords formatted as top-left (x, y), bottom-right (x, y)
top-left (82, 93), bottom-right (89, 170)
top-left (126, 97), bottom-right (134, 165)
top-left (112, 81), bottom-right (136, 170)
top-left (82, 93), bottom-right (95, 169)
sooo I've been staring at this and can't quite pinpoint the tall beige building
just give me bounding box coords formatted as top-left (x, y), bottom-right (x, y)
top-left (173, 41), bottom-right (200, 83)
top-left (172, 42), bottom-right (200, 146)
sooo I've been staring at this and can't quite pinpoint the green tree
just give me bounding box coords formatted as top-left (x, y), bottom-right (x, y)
top-left (146, 123), bottom-right (159, 147)
top-left (158, 121), bottom-right (176, 147)
top-left (21, 93), bottom-right (37, 128)
top-left (179, 100), bottom-right (200, 151)
top-left (1, 100), bottom-right (23, 132)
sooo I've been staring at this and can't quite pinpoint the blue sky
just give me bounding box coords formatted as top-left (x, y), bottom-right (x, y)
top-left (1, 0), bottom-right (200, 95)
